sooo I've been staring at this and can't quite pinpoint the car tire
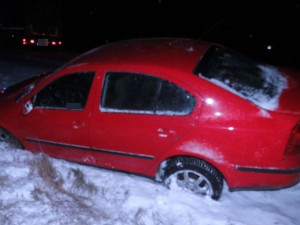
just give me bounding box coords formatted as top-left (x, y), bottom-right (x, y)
top-left (0, 128), bottom-right (23, 149)
top-left (162, 156), bottom-right (223, 200)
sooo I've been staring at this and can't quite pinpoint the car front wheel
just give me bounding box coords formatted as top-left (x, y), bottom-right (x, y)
top-left (162, 156), bottom-right (223, 200)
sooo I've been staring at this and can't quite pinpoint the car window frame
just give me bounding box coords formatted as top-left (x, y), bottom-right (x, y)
top-left (32, 71), bottom-right (95, 111)
top-left (100, 71), bottom-right (196, 116)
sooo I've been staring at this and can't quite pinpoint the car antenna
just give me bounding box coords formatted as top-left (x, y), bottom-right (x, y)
top-left (187, 18), bottom-right (225, 51)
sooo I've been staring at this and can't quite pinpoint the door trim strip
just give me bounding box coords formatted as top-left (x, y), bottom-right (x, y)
top-left (26, 137), bottom-right (155, 160)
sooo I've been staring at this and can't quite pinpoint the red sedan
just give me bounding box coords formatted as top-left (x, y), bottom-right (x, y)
top-left (1, 38), bottom-right (300, 199)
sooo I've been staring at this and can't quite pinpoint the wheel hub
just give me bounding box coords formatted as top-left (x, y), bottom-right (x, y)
top-left (168, 169), bottom-right (213, 196)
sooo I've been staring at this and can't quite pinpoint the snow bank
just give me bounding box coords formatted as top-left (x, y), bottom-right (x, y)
top-left (0, 143), bottom-right (299, 225)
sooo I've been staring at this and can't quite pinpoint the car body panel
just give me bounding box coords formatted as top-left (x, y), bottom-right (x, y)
top-left (277, 68), bottom-right (300, 114)
top-left (9, 66), bottom-right (99, 164)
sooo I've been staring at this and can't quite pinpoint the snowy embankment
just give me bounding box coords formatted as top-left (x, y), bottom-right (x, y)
top-left (0, 143), bottom-right (299, 225)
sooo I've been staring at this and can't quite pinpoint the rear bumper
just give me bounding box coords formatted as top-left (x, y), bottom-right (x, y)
top-left (227, 165), bottom-right (300, 190)
top-left (235, 166), bottom-right (300, 174)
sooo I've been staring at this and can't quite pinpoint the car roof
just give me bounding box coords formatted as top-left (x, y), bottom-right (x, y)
top-left (62, 38), bottom-right (212, 73)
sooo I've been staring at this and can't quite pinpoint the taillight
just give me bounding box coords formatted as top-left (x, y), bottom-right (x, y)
top-left (285, 122), bottom-right (300, 155)
top-left (22, 38), bottom-right (28, 45)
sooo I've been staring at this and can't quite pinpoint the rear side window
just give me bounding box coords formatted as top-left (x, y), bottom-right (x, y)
top-left (33, 72), bottom-right (95, 110)
top-left (101, 72), bottom-right (196, 116)
top-left (156, 81), bottom-right (196, 115)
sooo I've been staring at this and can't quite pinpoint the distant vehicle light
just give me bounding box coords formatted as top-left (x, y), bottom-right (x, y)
top-left (22, 38), bottom-right (28, 45)
top-left (30, 39), bottom-right (35, 44)
top-left (58, 41), bottom-right (62, 45)
top-left (51, 41), bottom-right (57, 46)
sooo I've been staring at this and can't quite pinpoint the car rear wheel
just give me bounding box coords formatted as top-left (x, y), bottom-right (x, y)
top-left (162, 156), bottom-right (223, 200)
top-left (0, 128), bottom-right (23, 149)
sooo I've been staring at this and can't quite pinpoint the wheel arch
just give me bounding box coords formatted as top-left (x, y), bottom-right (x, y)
top-left (155, 154), bottom-right (226, 183)
top-left (0, 126), bottom-right (24, 149)
top-left (155, 154), bottom-right (225, 199)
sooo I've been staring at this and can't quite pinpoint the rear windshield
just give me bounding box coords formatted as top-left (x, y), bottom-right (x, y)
top-left (193, 46), bottom-right (287, 110)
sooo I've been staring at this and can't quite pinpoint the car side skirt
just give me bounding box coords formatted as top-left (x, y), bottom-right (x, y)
top-left (25, 137), bottom-right (155, 160)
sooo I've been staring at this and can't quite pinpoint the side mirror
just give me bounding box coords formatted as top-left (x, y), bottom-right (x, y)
top-left (22, 100), bottom-right (33, 115)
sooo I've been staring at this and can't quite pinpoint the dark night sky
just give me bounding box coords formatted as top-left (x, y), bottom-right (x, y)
top-left (64, 0), bottom-right (300, 67)
top-left (1, 0), bottom-right (300, 67)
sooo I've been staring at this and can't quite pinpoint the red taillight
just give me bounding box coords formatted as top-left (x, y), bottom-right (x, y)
top-left (22, 38), bottom-right (27, 45)
top-left (51, 41), bottom-right (57, 46)
top-left (285, 122), bottom-right (300, 155)
top-left (30, 39), bottom-right (35, 44)
top-left (58, 41), bottom-right (62, 45)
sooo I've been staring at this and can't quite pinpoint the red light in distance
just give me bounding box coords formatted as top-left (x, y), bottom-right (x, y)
top-left (22, 38), bottom-right (27, 45)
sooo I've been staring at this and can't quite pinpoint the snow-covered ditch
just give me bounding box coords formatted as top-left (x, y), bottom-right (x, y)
top-left (0, 143), bottom-right (299, 225)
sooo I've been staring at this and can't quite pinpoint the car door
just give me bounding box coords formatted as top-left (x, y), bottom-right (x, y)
top-left (20, 71), bottom-right (96, 163)
top-left (89, 71), bottom-right (199, 173)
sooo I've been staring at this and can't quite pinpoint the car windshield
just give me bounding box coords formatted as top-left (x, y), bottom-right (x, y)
top-left (193, 46), bottom-right (287, 110)
top-left (0, 73), bottom-right (50, 102)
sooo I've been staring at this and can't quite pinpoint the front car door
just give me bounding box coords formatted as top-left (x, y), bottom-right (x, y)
top-left (19, 71), bottom-right (96, 163)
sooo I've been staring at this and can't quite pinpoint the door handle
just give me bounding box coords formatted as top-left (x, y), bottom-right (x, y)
top-left (157, 128), bottom-right (176, 138)
top-left (72, 121), bottom-right (85, 129)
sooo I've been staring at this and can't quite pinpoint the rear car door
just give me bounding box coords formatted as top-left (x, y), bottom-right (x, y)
top-left (89, 71), bottom-right (199, 173)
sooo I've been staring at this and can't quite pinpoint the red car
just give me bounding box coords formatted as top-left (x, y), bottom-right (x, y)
top-left (1, 38), bottom-right (300, 199)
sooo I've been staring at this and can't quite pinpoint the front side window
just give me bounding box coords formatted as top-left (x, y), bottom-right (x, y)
top-left (101, 72), bottom-right (196, 115)
top-left (33, 72), bottom-right (95, 110)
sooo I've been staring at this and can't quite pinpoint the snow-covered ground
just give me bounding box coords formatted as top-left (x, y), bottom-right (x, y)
top-left (1, 50), bottom-right (300, 225)
top-left (1, 143), bottom-right (300, 225)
